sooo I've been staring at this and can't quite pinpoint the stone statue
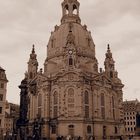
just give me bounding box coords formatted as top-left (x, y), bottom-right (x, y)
top-left (16, 76), bottom-right (29, 140)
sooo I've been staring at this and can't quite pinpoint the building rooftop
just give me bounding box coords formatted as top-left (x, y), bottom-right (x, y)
top-left (123, 99), bottom-right (139, 104)
top-left (0, 66), bottom-right (5, 71)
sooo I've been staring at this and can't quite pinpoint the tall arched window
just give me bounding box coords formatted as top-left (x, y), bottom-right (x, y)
top-left (38, 94), bottom-right (42, 117)
top-left (68, 88), bottom-right (74, 97)
top-left (112, 96), bottom-right (115, 119)
top-left (85, 91), bottom-right (89, 104)
top-left (68, 88), bottom-right (75, 117)
top-left (73, 4), bottom-right (78, 15)
top-left (69, 57), bottom-right (73, 66)
top-left (85, 91), bottom-right (89, 118)
top-left (101, 93), bottom-right (105, 119)
top-left (101, 93), bottom-right (105, 106)
top-left (65, 4), bottom-right (69, 15)
top-left (38, 94), bottom-right (42, 107)
top-left (54, 91), bottom-right (58, 105)
top-left (68, 125), bottom-right (74, 136)
top-left (87, 125), bottom-right (92, 134)
top-left (53, 91), bottom-right (58, 118)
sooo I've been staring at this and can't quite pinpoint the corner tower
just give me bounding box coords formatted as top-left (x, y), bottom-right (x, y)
top-left (27, 45), bottom-right (38, 80)
top-left (104, 44), bottom-right (116, 78)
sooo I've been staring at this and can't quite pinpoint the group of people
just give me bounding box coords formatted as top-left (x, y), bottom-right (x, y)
top-left (56, 136), bottom-right (81, 140)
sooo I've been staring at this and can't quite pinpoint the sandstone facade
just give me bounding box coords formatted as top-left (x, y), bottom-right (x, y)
top-left (25, 0), bottom-right (124, 139)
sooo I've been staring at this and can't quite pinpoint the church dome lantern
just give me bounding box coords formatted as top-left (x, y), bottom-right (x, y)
top-left (61, 0), bottom-right (81, 24)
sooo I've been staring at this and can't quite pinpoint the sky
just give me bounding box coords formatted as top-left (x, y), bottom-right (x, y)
top-left (0, 0), bottom-right (140, 104)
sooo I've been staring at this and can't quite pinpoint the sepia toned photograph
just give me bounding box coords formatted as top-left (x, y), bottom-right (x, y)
top-left (0, 0), bottom-right (140, 139)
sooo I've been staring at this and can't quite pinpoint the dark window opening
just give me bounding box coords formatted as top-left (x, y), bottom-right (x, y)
top-left (110, 71), bottom-right (113, 78)
top-left (69, 125), bottom-right (74, 128)
top-left (115, 127), bottom-right (118, 134)
top-left (87, 125), bottom-right (92, 134)
top-left (52, 126), bottom-right (56, 134)
top-left (0, 83), bottom-right (4, 89)
top-left (101, 93), bottom-right (105, 106)
top-left (69, 58), bottom-right (73, 66)
top-left (0, 94), bottom-right (3, 101)
top-left (112, 96), bottom-right (115, 119)
top-left (103, 126), bottom-right (106, 137)
top-left (73, 4), bottom-right (78, 15)
top-left (65, 5), bottom-right (69, 14)
top-left (85, 91), bottom-right (89, 104)
top-left (0, 107), bottom-right (2, 114)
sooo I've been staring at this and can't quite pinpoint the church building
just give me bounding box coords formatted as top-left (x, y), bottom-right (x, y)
top-left (24, 0), bottom-right (124, 139)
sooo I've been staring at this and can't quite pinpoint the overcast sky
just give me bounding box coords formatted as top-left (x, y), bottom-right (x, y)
top-left (0, 0), bottom-right (140, 104)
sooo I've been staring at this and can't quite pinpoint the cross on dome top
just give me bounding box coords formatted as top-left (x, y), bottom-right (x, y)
top-left (61, 0), bottom-right (81, 24)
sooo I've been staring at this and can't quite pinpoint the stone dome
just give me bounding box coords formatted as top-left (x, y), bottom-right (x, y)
top-left (44, 0), bottom-right (98, 75)
top-left (47, 22), bottom-right (95, 60)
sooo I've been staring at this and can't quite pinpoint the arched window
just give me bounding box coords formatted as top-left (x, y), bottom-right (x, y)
top-left (65, 4), bottom-right (69, 14)
top-left (53, 91), bottom-right (58, 117)
top-left (38, 94), bottom-right (42, 107)
top-left (68, 88), bottom-right (74, 97)
top-left (112, 96), bottom-right (115, 119)
top-left (101, 93), bottom-right (105, 119)
top-left (69, 58), bottom-right (73, 66)
top-left (54, 91), bottom-right (58, 105)
top-left (68, 125), bottom-right (74, 136)
top-left (85, 91), bottom-right (89, 104)
top-left (101, 93), bottom-right (105, 106)
top-left (73, 4), bottom-right (78, 15)
top-left (87, 125), bottom-right (92, 134)
top-left (38, 94), bottom-right (42, 117)
top-left (68, 88), bottom-right (75, 116)
top-left (52, 126), bottom-right (56, 134)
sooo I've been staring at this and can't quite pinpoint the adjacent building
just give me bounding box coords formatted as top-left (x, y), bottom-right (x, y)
top-left (123, 99), bottom-right (139, 137)
top-left (0, 66), bottom-right (8, 137)
top-left (4, 101), bottom-right (19, 135)
top-left (21, 0), bottom-right (124, 139)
